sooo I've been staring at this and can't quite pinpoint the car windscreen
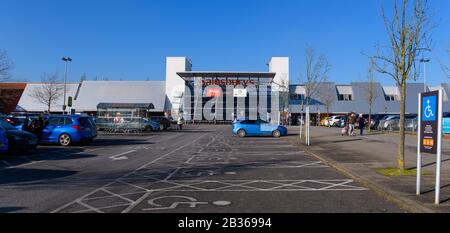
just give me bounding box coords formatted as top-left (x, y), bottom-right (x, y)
top-left (78, 117), bottom-right (93, 128)
top-left (0, 121), bottom-right (17, 131)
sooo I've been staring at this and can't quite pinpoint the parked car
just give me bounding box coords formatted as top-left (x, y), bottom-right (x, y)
top-left (320, 117), bottom-right (330, 126)
top-left (150, 116), bottom-right (171, 130)
top-left (370, 114), bottom-right (389, 130)
top-left (443, 112), bottom-right (450, 134)
top-left (41, 115), bottom-right (97, 146)
top-left (328, 115), bottom-right (345, 127)
top-left (232, 119), bottom-right (288, 138)
top-left (380, 114), bottom-right (417, 131)
top-left (377, 115), bottom-right (399, 131)
top-left (3, 116), bottom-right (27, 130)
top-left (143, 118), bottom-right (161, 131)
top-left (0, 128), bottom-right (9, 154)
top-left (444, 117), bottom-right (450, 134)
top-left (0, 121), bottom-right (38, 152)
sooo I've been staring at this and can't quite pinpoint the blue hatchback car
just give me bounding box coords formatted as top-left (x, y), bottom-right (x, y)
top-left (0, 128), bottom-right (8, 154)
top-left (42, 115), bottom-right (97, 146)
top-left (232, 119), bottom-right (288, 138)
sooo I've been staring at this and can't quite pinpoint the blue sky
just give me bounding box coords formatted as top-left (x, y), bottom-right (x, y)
top-left (1, 0), bottom-right (449, 85)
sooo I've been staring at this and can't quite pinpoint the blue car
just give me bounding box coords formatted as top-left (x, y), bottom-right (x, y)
top-left (144, 119), bottom-right (161, 131)
top-left (444, 118), bottom-right (450, 134)
top-left (232, 119), bottom-right (288, 138)
top-left (0, 128), bottom-right (8, 154)
top-left (42, 115), bottom-right (97, 146)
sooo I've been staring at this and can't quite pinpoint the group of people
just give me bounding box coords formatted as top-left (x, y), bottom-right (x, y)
top-left (342, 112), bottom-right (367, 136)
top-left (22, 115), bottom-right (46, 140)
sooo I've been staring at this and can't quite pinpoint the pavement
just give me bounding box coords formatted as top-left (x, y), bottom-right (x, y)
top-left (0, 125), bottom-right (403, 213)
top-left (285, 126), bottom-right (450, 213)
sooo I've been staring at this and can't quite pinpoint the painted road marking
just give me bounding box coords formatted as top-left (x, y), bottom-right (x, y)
top-left (51, 127), bottom-right (370, 213)
top-left (142, 196), bottom-right (209, 211)
top-left (109, 150), bottom-right (137, 161)
top-left (52, 132), bottom-right (211, 213)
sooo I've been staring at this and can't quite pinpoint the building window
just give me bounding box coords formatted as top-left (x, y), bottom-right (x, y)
top-left (290, 94), bottom-right (305, 100)
top-left (338, 94), bottom-right (353, 101)
top-left (385, 95), bottom-right (398, 101)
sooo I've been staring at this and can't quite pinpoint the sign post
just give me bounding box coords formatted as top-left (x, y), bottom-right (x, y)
top-left (416, 93), bottom-right (422, 195)
top-left (435, 90), bottom-right (443, 204)
top-left (416, 90), bottom-right (443, 204)
top-left (306, 106), bottom-right (310, 146)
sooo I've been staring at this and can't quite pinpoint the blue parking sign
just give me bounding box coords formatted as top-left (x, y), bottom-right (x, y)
top-left (422, 95), bottom-right (437, 122)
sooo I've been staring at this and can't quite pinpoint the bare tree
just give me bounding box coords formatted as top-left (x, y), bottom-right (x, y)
top-left (319, 89), bottom-right (335, 117)
top-left (29, 73), bottom-right (64, 113)
top-left (0, 50), bottom-right (14, 81)
top-left (301, 46), bottom-right (332, 107)
top-left (371, 0), bottom-right (435, 171)
top-left (364, 58), bottom-right (379, 133)
top-left (440, 46), bottom-right (450, 79)
top-left (80, 73), bottom-right (87, 82)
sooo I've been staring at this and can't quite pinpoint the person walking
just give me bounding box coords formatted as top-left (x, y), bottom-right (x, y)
top-left (177, 115), bottom-right (184, 130)
top-left (358, 114), bottom-right (366, 136)
top-left (347, 112), bottom-right (356, 136)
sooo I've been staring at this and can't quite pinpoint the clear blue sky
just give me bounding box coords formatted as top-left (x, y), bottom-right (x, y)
top-left (1, 0), bottom-right (449, 85)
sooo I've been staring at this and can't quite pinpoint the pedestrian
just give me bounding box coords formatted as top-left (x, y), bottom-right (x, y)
top-left (22, 116), bottom-right (30, 132)
top-left (29, 119), bottom-right (39, 138)
top-left (34, 115), bottom-right (45, 141)
top-left (347, 112), bottom-right (356, 136)
top-left (358, 114), bottom-right (366, 136)
top-left (177, 115), bottom-right (184, 130)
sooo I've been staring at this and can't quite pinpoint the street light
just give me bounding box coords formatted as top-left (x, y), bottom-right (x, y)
top-left (420, 58), bottom-right (430, 92)
top-left (62, 57), bottom-right (72, 115)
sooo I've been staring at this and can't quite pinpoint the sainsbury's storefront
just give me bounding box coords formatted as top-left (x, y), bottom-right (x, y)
top-left (176, 72), bottom-right (284, 123)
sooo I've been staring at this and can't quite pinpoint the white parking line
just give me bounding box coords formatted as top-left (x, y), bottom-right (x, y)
top-left (52, 132), bottom-right (211, 213)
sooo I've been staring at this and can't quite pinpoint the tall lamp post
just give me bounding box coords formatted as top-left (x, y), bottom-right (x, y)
top-left (420, 58), bottom-right (430, 93)
top-left (62, 57), bottom-right (72, 115)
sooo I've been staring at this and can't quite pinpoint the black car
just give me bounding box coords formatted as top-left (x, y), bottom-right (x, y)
top-left (0, 121), bottom-right (38, 152)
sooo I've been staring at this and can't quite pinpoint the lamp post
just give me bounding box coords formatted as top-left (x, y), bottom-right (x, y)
top-left (420, 58), bottom-right (430, 92)
top-left (62, 57), bottom-right (72, 115)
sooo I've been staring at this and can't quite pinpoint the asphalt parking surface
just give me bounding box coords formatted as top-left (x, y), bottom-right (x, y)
top-left (0, 125), bottom-right (404, 213)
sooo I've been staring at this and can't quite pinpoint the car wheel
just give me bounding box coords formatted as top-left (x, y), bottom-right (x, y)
top-left (59, 134), bottom-right (72, 146)
top-left (237, 129), bottom-right (246, 138)
top-left (272, 130), bottom-right (281, 138)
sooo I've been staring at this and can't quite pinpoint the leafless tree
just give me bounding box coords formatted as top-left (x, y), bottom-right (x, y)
top-left (440, 46), bottom-right (450, 79)
top-left (80, 73), bottom-right (87, 82)
top-left (0, 50), bottom-right (14, 81)
top-left (319, 89), bottom-right (335, 117)
top-left (301, 46), bottom-right (332, 108)
top-left (371, 0), bottom-right (436, 171)
top-left (29, 73), bottom-right (64, 113)
top-left (364, 58), bottom-right (379, 133)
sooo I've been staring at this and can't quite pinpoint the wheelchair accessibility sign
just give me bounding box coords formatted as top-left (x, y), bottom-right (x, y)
top-left (417, 89), bottom-right (444, 205)
top-left (422, 95), bottom-right (436, 122)
top-left (419, 91), bottom-right (441, 154)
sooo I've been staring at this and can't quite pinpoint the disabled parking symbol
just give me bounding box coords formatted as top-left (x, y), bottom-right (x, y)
top-left (422, 96), bottom-right (436, 121)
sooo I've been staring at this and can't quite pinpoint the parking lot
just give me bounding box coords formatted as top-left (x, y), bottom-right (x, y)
top-left (0, 125), bottom-right (404, 213)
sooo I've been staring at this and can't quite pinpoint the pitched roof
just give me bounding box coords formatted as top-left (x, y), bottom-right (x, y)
top-left (74, 81), bottom-right (166, 112)
top-left (17, 83), bottom-right (79, 112)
